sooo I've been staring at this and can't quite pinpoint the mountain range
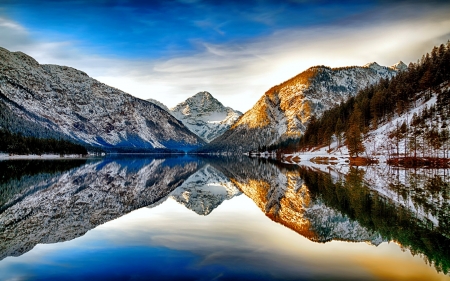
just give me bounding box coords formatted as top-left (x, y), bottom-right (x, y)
top-left (201, 62), bottom-right (405, 153)
top-left (0, 45), bottom-right (411, 155)
top-left (0, 47), bottom-right (204, 152)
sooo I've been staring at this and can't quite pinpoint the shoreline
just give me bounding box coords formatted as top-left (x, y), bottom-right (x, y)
top-left (0, 154), bottom-right (90, 160)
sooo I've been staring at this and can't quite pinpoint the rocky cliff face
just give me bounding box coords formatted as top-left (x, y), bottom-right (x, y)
top-left (0, 47), bottom-right (204, 151)
top-left (162, 91), bottom-right (242, 142)
top-left (0, 157), bottom-right (200, 260)
top-left (203, 63), bottom-right (400, 153)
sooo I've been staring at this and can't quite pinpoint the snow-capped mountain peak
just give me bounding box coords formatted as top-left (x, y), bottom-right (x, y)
top-left (363, 62), bottom-right (388, 72)
top-left (162, 91), bottom-right (242, 142)
top-left (172, 91), bottom-right (227, 118)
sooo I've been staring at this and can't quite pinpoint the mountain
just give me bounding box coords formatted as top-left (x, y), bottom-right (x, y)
top-left (149, 92), bottom-right (242, 143)
top-left (0, 47), bottom-right (205, 152)
top-left (291, 42), bottom-right (450, 159)
top-left (201, 63), bottom-right (399, 153)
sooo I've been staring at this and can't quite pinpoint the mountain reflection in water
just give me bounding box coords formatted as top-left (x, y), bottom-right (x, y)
top-left (0, 156), bottom-right (201, 260)
top-left (0, 156), bottom-right (449, 280)
top-left (214, 157), bottom-right (450, 274)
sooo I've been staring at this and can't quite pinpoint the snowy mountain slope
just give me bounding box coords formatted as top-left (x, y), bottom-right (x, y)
top-left (0, 157), bottom-right (200, 260)
top-left (291, 82), bottom-right (450, 161)
top-left (167, 91), bottom-right (242, 142)
top-left (0, 94), bottom-right (74, 141)
top-left (361, 83), bottom-right (450, 160)
top-left (0, 47), bottom-right (204, 151)
top-left (169, 164), bottom-right (241, 215)
top-left (203, 63), bottom-right (399, 153)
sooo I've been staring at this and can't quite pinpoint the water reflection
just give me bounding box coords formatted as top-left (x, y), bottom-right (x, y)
top-left (0, 159), bottom-right (88, 209)
top-left (164, 164), bottom-right (241, 215)
top-left (210, 157), bottom-right (450, 274)
top-left (209, 157), bottom-right (383, 245)
top-left (0, 156), bottom-right (201, 261)
top-left (0, 156), bottom-right (449, 280)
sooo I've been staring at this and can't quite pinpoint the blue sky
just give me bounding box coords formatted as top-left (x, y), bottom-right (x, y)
top-left (2, 0), bottom-right (376, 58)
top-left (0, 0), bottom-right (450, 111)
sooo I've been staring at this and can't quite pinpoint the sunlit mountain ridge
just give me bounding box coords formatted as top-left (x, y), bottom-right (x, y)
top-left (200, 62), bottom-right (401, 153)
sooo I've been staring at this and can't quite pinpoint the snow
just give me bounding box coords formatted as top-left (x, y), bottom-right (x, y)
top-left (281, 82), bottom-right (450, 166)
top-left (276, 86), bottom-right (450, 234)
top-left (0, 153), bottom-right (87, 160)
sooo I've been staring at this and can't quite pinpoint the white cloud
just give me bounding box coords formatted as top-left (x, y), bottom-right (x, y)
top-left (1, 4), bottom-right (450, 113)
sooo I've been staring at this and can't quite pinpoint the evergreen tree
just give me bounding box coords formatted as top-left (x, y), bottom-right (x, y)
top-left (335, 117), bottom-right (344, 147)
top-left (345, 104), bottom-right (365, 157)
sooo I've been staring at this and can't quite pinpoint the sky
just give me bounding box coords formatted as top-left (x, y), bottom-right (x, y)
top-left (0, 0), bottom-right (449, 112)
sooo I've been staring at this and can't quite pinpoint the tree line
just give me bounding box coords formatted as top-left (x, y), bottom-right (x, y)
top-left (269, 41), bottom-right (450, 157)
top-left (0, 129), bottom-right (88, 155)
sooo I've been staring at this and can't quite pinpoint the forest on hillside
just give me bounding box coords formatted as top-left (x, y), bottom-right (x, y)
top-left (0, 129), bottom-right (88, 155)
top-left (0, 93), bottom-right (91, 155)
top-left (268, 41), bottom-right (450, 158)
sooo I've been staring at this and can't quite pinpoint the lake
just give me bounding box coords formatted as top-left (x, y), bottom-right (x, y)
top-left (0, 156), bottom-right (449, 280)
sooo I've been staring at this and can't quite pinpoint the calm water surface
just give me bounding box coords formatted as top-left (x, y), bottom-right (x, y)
top-left (0, 156), bottom-right (449, 280)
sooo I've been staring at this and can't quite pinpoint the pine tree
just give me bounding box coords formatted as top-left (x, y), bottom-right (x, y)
top-left (335, 117), bottom-right (343, 147)
top-left (345, 104), bottom-right (365, 157)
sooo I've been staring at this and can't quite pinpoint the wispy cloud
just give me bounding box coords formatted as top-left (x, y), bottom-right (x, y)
top-left (113, 3), bottom-right (450, 112)
top-left (0, 2), bottom-right (449, 112)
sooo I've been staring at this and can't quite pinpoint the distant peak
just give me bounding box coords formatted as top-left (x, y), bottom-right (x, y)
top-left (172, 91), bottom-right (225, 114)
top-left (363, 62), bottom-right (380, 69)
top-left (389, 61), bottom-right (407, 71)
